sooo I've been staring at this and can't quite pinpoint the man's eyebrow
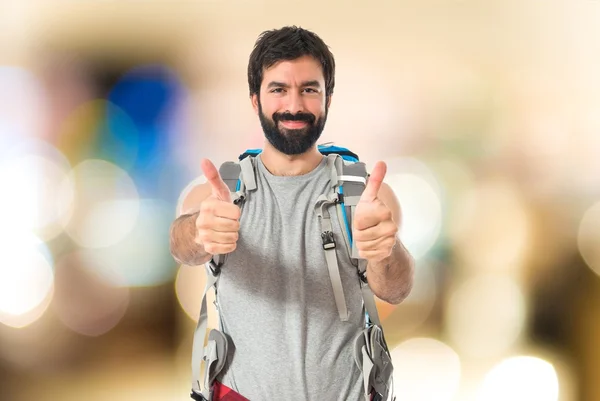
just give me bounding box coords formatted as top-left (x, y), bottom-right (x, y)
top-left (266, 80), bottom-right (322, 89)
top-left (267, 81), bottom-right (288, 89)
top-left (301, 80), bottom-right (321, 88)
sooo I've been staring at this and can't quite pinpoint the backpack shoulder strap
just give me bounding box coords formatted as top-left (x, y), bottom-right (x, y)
top-left (314, 155), bottom-right (351, 321)
top-left (218, 161), bottom-right (242, 202)
top-left (316, 154), bottom-right (382, 326)
top-left (329, 157), bottom-right (382, 327)
top-left (191, 267), bottom-right (223, 399)
top-left (190, 156), bottom-right (259, 400)
top-left (218, 161), bottom-right (241, 191)
top-left (335, 158), bottom-right (368, 259)
top-left (330, 157), bottom-right (393, 400)
top-left (238, 156), bottom-right (258, 191)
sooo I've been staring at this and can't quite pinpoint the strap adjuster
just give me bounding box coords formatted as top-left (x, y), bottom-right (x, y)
top-left (208, 259), bottom-right (222, 276)
top-left (321, 231), bottom-right (336, 250)
top-left (359, 270), bottom-right (368, 283)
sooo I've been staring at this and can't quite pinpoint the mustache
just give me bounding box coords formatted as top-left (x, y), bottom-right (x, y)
top-left (273, 112), bottom-right (316, 125)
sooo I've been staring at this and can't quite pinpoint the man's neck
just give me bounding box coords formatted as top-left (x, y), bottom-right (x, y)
top-left (259, 142), bottom-right (324, 176)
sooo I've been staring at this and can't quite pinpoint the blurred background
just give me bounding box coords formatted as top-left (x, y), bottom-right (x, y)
top-left (1, 1), bottom-right (599, 400)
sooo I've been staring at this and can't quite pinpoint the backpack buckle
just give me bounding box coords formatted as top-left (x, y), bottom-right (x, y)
top-left (321, 231), bottom-right (336, 250)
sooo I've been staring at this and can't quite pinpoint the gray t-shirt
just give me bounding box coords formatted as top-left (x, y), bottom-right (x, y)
top-left (216, 155), bottom-right (365, 400)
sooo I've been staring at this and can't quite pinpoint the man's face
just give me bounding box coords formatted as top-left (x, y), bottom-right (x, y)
top-left (252, 55), bottom-right (330, 155)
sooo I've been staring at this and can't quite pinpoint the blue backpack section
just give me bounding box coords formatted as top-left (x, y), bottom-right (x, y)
top-left (239, 144), bottom-right (360, 162)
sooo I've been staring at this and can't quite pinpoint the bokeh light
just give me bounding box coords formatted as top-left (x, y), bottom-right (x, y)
top-left (446, 274), bottom-right (527, 358)
top-left (53, 251), bottom-right (130, 337)
top-left (0, 232), bottom-right (54, 328)
top-left (390, 337), bottom-right (461, 401)
top-left (478, 356), bottom-right (559, 401)
top-left (60, 159), bottom-right (140, 249)
top-left (79, 199), bottom-right (176, 287)
top-left (385, 158), bottom-right (443, 260)
top-left (0, 138), bottom-right (74, 241)
top-left (578, 201), bottom-right (600, 277)
top-left (0, 288), bottom-right (54, 330)
top-left (449, 178), bottom-right (532, 275)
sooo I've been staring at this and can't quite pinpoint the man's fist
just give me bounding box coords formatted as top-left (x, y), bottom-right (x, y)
top-left (195, 159), bottom-right (241, 255)
top-left (353, 161), bottom-right (398, 262)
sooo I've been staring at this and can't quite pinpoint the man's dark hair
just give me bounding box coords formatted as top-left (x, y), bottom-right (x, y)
top-left (247, 26), bottom-right (335, 99)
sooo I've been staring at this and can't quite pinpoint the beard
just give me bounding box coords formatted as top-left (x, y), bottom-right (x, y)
top-left (258, 100), bottom-right (328, 156)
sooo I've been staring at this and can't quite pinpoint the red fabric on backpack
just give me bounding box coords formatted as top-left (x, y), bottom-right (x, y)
top-left (212, 381), bottom-right (250, 401)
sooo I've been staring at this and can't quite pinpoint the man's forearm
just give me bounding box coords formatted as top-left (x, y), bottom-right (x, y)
top-left (366, 238), bottom-right (414, 305)
top-left (169, 212), bottom-right (212, 266)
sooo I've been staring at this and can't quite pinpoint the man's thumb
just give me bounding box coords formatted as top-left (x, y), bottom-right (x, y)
top-left (201, 159), bottom-right (232, 202)
top-left (360, 161), bottom-right (387, 202)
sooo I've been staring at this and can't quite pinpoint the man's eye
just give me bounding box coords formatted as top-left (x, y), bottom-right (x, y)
top-left (271, 88), bottom-right (284, 93)
top-left (304, 88), bottom-right (318, 93)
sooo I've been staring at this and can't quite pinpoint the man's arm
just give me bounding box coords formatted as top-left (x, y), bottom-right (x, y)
top-left (169, 182), bottom-right (212, 266)
top-left (364, 182), bottom-right (414, 305)
top-left (170, 159), bottom-right (241, 266)
top-left (353, 161), bottom-right (415, 305)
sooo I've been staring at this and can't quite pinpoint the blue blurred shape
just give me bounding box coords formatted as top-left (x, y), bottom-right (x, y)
top-left (105, 65), bottom-right (187, 199)
top-left (108, 65), bottom-right (180, 127)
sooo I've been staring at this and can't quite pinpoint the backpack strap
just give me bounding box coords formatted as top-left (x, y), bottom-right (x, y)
top-left (354, 325), bottom-right (394, 400)
top-left (191, 268), bottom-right (225, 400)
top-left (315, 155), bottom-right (350, 321)
top-left (329, 158), bottom-right (393, 400)
top-left (325, 155), bottom-right (382, 327)
top-left (334, 161), bottom-right (381, 327)
top-left (239, 156), bottom-right (257, 191)
top-left (190, 159), bottom-right (255, 400)
top-left (314, 154), bottom-right (384, 327)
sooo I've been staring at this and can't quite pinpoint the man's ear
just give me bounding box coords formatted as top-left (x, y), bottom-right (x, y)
top-left (326, 94), bottom-right (332, 109)
top-left (251, 94), bottom-right (259, 115)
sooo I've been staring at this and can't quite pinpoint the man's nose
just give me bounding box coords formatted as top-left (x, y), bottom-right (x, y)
top-left (285, 90), bottom-right (305, 114)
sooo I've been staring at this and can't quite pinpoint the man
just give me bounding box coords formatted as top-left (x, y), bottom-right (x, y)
top-left (170, 26), bottom-right (414, 401)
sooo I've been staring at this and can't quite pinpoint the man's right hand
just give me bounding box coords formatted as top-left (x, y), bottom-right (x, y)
top-left (195, 159), bottom-right (241, 256)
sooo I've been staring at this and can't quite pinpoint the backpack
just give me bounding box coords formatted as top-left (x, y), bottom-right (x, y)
top-left (190, 144), bottom-right (395, 401)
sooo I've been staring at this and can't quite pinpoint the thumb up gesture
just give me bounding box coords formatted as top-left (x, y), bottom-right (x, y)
top-left (195, 159), bottom-right (241, 255)
top-left (352, 161), bottom-right (398, 262)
